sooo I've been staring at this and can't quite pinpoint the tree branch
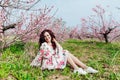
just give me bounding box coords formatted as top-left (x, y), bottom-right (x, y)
top-left (2, 23), bottom-right (16, 32)
top-left (0, 0), bottom-right (41, 10)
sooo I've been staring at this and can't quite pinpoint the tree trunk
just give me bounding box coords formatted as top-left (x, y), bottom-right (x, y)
top-left (103, 34), bottom-right (109, 43)
top-left (0, 24), bottom-right (16, 51)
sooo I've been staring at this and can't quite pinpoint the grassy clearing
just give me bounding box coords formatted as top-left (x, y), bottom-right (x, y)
top-left (0, 39), bottom-right (120, 80)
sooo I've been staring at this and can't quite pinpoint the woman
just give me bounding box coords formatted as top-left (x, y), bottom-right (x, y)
top-left (30, 29), bottom-right (98, 75)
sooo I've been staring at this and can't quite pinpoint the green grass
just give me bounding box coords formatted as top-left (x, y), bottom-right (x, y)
top-left (0, 39), bottom-right (120, 80)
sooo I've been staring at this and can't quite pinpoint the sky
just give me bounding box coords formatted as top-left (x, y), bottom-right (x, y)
top-left (36, 0), bottom-right (120, 27)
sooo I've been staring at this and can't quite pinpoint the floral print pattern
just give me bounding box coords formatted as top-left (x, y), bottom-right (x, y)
top-left (30, 42), bottom-right (68, 70)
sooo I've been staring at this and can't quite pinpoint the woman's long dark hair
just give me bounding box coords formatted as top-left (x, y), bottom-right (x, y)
top-left (39, 29), bottom-right (56, 50)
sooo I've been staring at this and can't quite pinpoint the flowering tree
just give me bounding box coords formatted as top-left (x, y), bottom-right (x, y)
top-left (81, 5), bottom-right (120, 43)
top-left (79, 18), bottom-right (93, 39)
top-left (69, 25), bottom-right (85, 39)
top-left (14, 5), bottom-right (54, 42)
top-left (0, 0), bottom-right (51, 50)
top-left (0, 0), bottom-right (70, 51)
top-left (48, 18), bottom-right (70, 42)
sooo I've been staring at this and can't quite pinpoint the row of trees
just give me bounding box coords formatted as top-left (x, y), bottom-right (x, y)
top-left (0, 0), bottom-right (47, 50)
top-left (0, 0), bottom-right (70, 51)
top-left (70, 5), bottom-right (120, 43)
top-left (0, 1), bottom-right (120, 52)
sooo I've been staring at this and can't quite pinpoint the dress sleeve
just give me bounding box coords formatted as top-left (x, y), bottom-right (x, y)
top-left (30, 43), bottom-right (47, 66)
top-left (30, 51), bottom-right (43, 67)
top-left (30, 42), bottom-right (51, 67)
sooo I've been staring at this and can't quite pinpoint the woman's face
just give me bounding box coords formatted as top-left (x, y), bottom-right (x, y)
top-left (44, 32), bottom-right (52, 43)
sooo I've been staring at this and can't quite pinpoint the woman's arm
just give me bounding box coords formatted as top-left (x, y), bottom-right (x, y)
top-left (30, 42), bottom-right (50, 67)
top-left (53, 38), bottom-right (63, 50)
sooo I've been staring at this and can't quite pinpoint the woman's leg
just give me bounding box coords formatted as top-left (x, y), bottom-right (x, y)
top-left (67, 54), bottom-right (79, 70)
top-left (67, 53), bottom-right (87, 75)
top-left (65, 50), bottom-right (98, 74)
top-left (65, 50), bottom-right (87, 69)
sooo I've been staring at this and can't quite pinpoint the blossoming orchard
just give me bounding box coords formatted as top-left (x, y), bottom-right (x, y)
top-left (0, 1), bottom-right (120, 51)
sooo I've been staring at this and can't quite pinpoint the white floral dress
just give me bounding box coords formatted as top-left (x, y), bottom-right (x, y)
top-left (30, 42), bottom-right (68, 70)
